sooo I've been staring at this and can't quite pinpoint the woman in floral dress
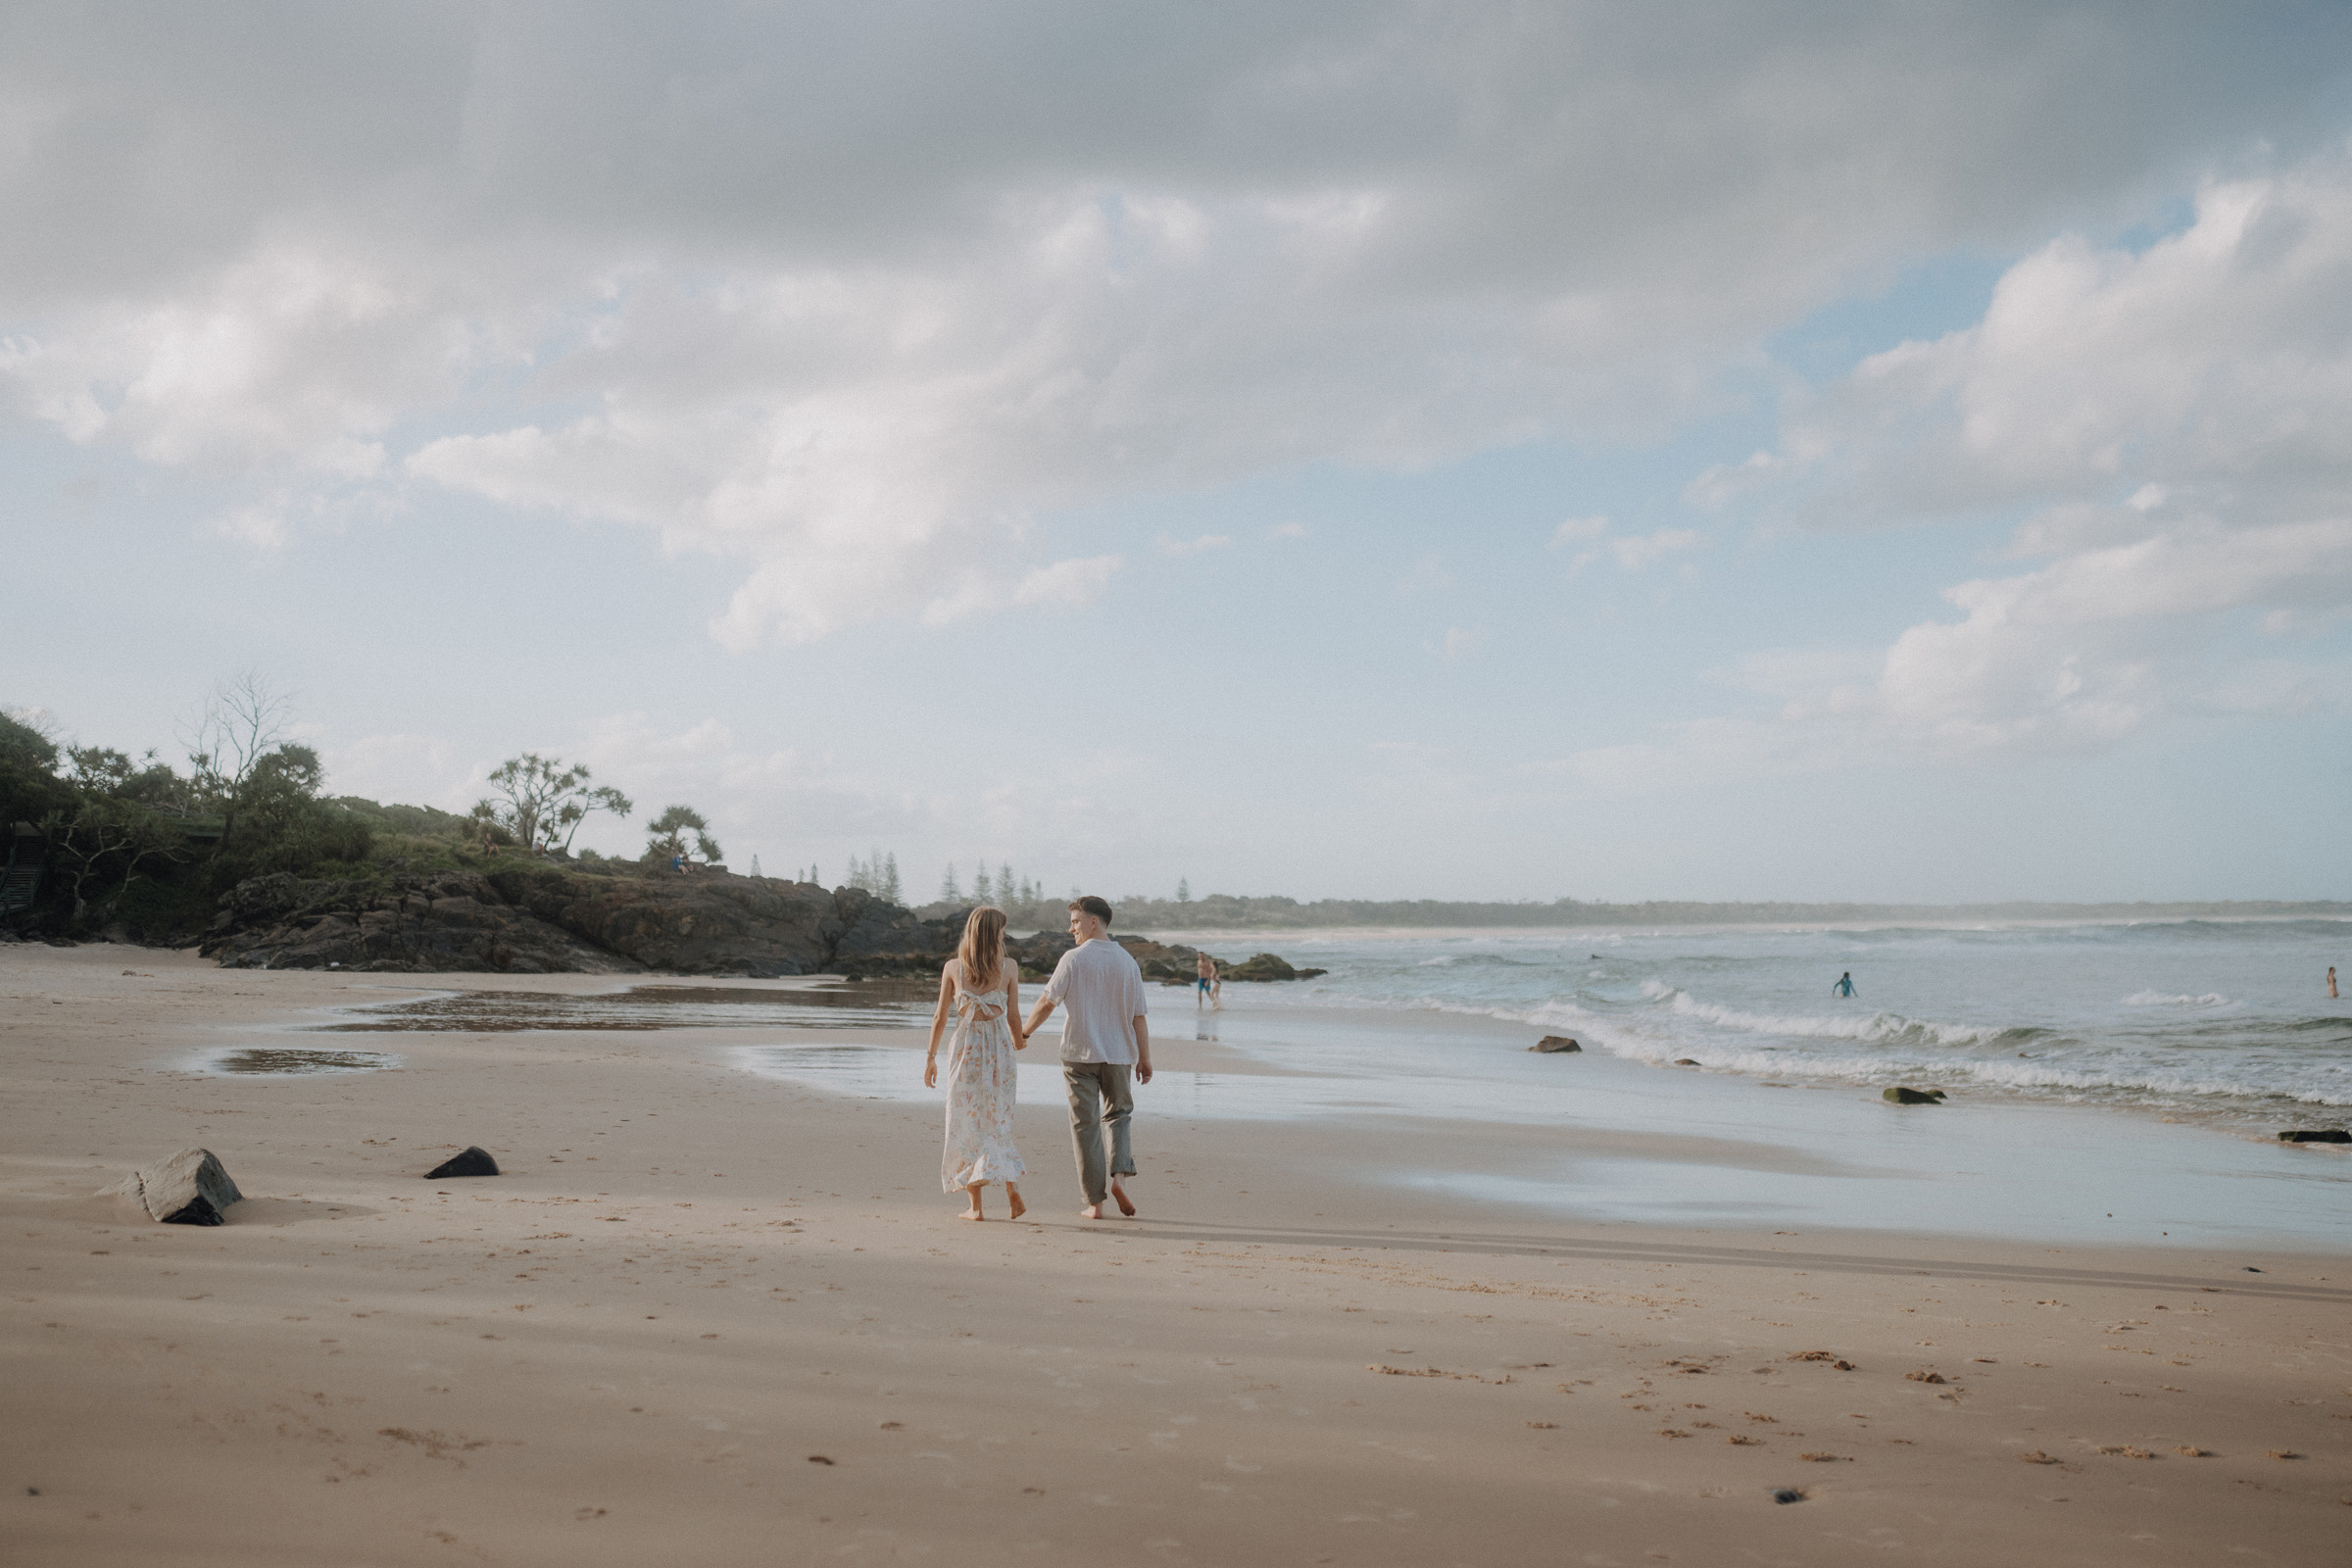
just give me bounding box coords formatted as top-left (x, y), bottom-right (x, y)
top-left (923, 906), bottom-right (1028, 1220)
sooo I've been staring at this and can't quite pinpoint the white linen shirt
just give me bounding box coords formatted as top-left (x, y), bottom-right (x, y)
top-left (1041, 938), bottom-right (1149, 1064)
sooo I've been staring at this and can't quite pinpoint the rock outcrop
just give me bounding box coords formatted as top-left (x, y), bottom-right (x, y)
top-left (205, 870), bottom-right (637, 974)
top-left (2278, 1128), bottom-right (2350, 1144)
top-left (424, 1146), bottom-right (500, 1178)
top-left (1883, 1086), bottom-right (1947, 1104)
top-left (204, 871), bottom-right (1327, 984)
top-left (102, 1147), bottom-right (243, 1225)
top-left (1530, 1036), bottom-right (1582, 1054)
top-left (1113, 937), bottom-right (1325, 985)
top-left (205, 868), bottom-right (959, 978)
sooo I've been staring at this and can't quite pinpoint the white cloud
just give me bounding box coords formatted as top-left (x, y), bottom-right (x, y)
top-left (1583, 149), bottom-right (2352, 781)
top-left (1550, 514), bottom-right (1609, 544)
top-left (1607, 528), bottom-right (1701, 570)
top-left (1153, 532), bottom-right (1234, 557)
top-left (5, 5), bottom-right (2340, 644)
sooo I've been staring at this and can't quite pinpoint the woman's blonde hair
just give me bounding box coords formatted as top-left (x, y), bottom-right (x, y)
top-left (958, 906), bottom-right (1007, 989)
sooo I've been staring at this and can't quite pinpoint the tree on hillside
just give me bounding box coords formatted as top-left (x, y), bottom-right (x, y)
top-left (940, 862), bottom-right (961, 902)
top-left (882, 851), bottom-right (901, 904)
top-left (646, 804), bottom-right (722, 864)
top-left (185, 671), bottom-right (292, 849)
top-left (472, 754), bottom-right (631, 854)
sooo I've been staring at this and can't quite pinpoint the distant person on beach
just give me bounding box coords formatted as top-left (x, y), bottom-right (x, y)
top-left (1196, 951), bottom-right (1222, 1010)
top-left (1024, 896), bottom-right (1151, 1220)
top-left (1834, 971), bottom-right (1856, 999)
top-left (924, 906), bottom-right (1027, 1222)
top-left (2331, 966), bottom-right (2339, 1000)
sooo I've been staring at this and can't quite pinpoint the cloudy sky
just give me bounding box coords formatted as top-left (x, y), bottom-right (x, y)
top-left (9, 2), bottom-right (2352, 903)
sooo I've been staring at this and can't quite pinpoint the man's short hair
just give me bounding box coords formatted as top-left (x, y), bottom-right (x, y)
top-left (1069, 895), bottom-right (1113, 925)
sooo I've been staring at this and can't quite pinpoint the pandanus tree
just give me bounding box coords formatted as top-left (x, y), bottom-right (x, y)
top-left (645, 804), bottom-right (722, 864)
top-left (471, 754), bottom-right (631, 854)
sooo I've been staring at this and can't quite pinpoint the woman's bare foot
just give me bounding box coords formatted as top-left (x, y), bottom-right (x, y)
top-left (1006, 1187), bottom-right (1026, 1220)
top-left (1109, 1179), bottom-right (1138, 1217)
top-left (1079, 1202), bottom-right (1104, 1219)
top-left (961, 1184), bottom-right (986, 1220)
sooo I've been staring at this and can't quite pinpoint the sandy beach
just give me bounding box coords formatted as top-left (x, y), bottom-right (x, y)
top-left (4, 943), bottom-right (2348, 1566)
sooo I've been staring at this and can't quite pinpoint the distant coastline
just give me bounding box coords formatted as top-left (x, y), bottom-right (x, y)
top-left (1078, 893), bottom-right (2352, 932)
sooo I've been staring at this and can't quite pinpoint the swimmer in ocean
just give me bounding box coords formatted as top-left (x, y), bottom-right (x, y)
top-left (1833, 971), bottom-right (1856, 999)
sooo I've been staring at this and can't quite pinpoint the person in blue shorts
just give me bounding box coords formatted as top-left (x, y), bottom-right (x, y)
top-left (1196, 951), bottom-right (1221, 1010)
top-left (1833, 971), bottom-right (1856, 999)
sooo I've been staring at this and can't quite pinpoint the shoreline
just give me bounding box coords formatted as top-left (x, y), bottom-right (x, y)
top-left (172, 953), bottom-right (2352, 1249)
top-left (5, 944), bottom-right (2348, 1565)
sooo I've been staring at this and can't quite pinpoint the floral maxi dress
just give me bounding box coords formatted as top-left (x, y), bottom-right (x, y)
top-left (940, 959), bottom-right (1025, 1192)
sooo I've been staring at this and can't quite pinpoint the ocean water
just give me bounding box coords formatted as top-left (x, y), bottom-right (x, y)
top-left (1181, 919), bottom-right (2352, 1133)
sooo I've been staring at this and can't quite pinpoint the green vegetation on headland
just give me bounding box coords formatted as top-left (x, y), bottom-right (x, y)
top-left (1, 688), bottom-right (721, 946)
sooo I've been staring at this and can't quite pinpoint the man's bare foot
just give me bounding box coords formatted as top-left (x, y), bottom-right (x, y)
top-left (1007, 1189), bottom-right (1026, 1220)
top-left (1079, 1202), bottom-right (1104, 1219)
top-left (960, 1207), bottom-right (985, 1221)
top-left (1110, 1180), bottom-right (1138, 1217)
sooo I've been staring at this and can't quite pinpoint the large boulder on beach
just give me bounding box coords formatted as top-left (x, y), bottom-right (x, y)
top-left (2278, 1129), bottom-right (2350, 1144)
top-left (424, 1146), bottom-right (500, 1178)
top-left (102, 1148), bottom-right (243, 1225)
top-left (204, 870), bottom-right (640, 975)
top-left (1530, 1036), bottom-right (1582, 1054)
top-left (1883, 1086), bottom-right (1947, 1104)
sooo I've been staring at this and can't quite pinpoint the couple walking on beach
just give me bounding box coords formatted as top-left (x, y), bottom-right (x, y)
top-left (923, 895), bottom-right (1150, 1222)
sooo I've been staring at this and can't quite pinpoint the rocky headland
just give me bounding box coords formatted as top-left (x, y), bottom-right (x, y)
top-left (200, 864), bottom-right (1324, 982)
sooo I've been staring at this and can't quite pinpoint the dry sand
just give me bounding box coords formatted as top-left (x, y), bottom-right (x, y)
top-left (4, 942), bottom-right (2348, 1566)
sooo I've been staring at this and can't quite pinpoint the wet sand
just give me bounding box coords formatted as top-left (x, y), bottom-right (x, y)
top-left (3, 943), bottom-right (2348, 1566)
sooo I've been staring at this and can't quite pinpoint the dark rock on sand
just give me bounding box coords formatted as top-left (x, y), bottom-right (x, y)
top-left (1530, 1036), bottom-right (1582, 1054)
top-left (424, 1146), bottom-right (500, 1178)
top-left (1883, 1086), bottom-right (1947, 1104)
top-left (2278, 1129), bottom-right (2351, 1143)
top-left (101, 1147), bottom-right (243, 1225)
top-left (204, 870), bottom-right (639, 975)
top-left (1673, 1057), bottom-right (1700, 1066)
top-left (1108, 937), bottom-right (1323, 986)
top-left (204, 870), bottom-right (1329, 985)
top-left (1226, 953), bottom-right (1306, 982)
top-left (210, 868), bottom-right (956, 979)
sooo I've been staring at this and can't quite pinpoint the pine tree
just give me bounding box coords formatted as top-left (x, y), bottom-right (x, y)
top-left (941, 863), bottom-right (961, 902)
top-left (1177, 877), bottom-right (1191, 903)
top-left (882, 852), bottom-right (902, 906)
top-left (751, 855), bottom-right (761, 878)
top-left (974, 860), bottom-right (995, 905)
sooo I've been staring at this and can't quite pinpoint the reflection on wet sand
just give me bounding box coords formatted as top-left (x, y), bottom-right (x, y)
top-left (208, 1047), bottom-right (402, 1075)
top-left (318, 982), bottom-right (932, 1033)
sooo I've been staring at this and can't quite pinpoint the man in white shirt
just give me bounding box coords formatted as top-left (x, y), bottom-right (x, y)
top-left (1023, 895), bottom-right (1152, 1219)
